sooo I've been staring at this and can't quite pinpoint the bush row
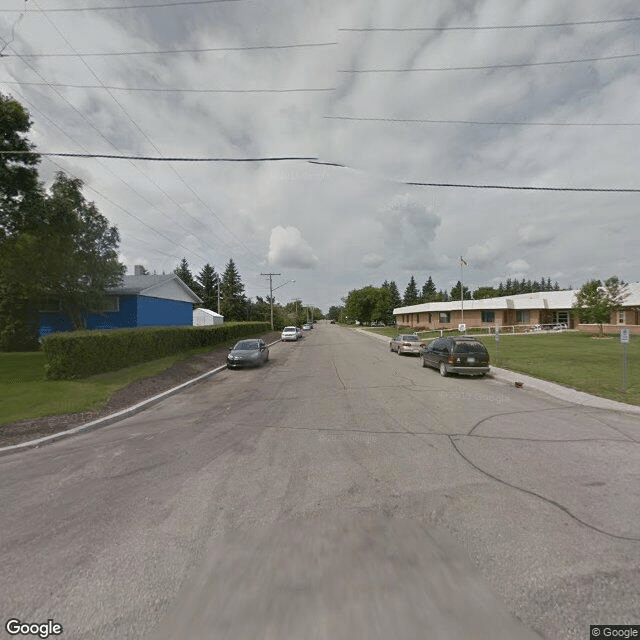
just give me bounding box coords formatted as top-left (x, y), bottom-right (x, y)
top-left (42, 322), bottom-right (272, 380)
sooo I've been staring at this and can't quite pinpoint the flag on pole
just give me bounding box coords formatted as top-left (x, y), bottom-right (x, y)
top-left (460, 257), bottom-right (468, 266)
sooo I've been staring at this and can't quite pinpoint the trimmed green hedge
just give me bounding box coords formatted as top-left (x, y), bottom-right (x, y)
top-left (42, 322), bottom-right (271, 380)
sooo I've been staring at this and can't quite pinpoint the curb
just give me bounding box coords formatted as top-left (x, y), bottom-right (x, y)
top-left (0, 339), bottom-right (282, 456)
top-left (354, 328), bottom-right (640, 416)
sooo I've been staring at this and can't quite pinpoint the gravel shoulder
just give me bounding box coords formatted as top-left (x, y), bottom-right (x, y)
top-left (0, 331), bottom-right (281, 448)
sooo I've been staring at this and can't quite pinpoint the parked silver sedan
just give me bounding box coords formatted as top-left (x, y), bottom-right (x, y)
top-left (389, 334), bottom-right (422, 356)
top-left (227, 339), bottom-right (269, 368)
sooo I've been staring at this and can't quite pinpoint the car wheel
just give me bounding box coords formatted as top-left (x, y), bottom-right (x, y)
top-left (389, 343), bottom-right (393, 352)
top-left (422, 356), bottom-right (428, 368)
top-left (439, 362), bottom-right (448, 377)
top-left (397, 347), bottom-right (402, 356)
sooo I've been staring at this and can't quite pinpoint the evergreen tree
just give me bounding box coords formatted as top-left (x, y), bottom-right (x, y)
top-left (420, 276), bottom-right (437, 302)
top-left (497, 282), bottom-right (504, 296)
top-left (174, 257), bottom-right (200, 295)
top-left (450, 280), bottom-right (471, 301)
top-left (220, 258), bottom-right (246, 321)
top-left (196, 263), bottom-right (219, 311)
top-left (403, 275), bottom-right (420, 306)
top-left (386, 280), bottom-right (402, 324)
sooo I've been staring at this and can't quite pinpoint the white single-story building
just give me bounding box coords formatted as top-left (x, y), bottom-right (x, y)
top-left (193, 307), bottom-right (224, 326)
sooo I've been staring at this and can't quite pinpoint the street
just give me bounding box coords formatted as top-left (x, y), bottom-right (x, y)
top-left (1, 323), bottom-right (639, 639)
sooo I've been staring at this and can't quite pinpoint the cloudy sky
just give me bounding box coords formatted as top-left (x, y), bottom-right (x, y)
top-left (1, 0), bottom-right (639, 312)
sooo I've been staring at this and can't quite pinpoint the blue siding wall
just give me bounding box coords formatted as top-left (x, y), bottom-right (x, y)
top-left (137, 295), bottom-right (193, 327)
top-left (39, 295), bottom-right (191, 335)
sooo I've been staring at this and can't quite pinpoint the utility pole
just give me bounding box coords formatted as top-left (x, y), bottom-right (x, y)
top-left (217, 279), bottom-right (220, 315)
top-left (261, 272), bottom-right (281, 330)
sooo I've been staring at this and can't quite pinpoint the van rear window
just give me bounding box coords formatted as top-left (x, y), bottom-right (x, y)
top-left (453, 341), bottom-right (487, 354)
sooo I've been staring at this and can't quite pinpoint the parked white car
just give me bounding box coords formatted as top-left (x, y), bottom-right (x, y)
top-left (281, 326), bottom-right (299, 341)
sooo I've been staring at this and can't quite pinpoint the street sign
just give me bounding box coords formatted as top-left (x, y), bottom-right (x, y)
top-left (620, 328), bottom-right (630, 393)
top-left (458, 323), bottom-right (466, 332)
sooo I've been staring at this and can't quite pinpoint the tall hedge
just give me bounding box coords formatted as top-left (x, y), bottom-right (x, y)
top-left (42, 322), bottom-right (271, 380)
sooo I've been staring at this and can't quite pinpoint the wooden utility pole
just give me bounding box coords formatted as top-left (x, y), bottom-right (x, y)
top-left (261, 272), bottom-right (281, 330)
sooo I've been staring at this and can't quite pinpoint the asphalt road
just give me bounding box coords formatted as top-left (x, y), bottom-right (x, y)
top-left (1, 324), bottom-right (639, 639)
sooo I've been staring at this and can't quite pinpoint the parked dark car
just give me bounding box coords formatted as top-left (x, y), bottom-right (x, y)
top-left (421, 337), bottom-right (490, 377)
top-left (227, 339), bottom-right (269, 368)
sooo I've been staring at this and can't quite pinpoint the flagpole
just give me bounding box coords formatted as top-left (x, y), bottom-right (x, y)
top-left (460, 257), bottom-right (464, 325)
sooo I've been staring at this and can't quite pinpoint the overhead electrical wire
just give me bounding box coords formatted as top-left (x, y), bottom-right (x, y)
top-left (0, 151), bottom-right (319, 161)
top-left (29, 0), bottom-right (265, 266)
top-left (0, 80), bottom-right (336, 93)
top-left (339, 16), bottom-right (640, 31)
top-left (3, 57), bottom-right (240, 265)
top-left (0, 41), bottom-right (338, 57)
top-left (307, 161), bottom-right (640, 193)
top-left (337, 52), bottom-right (640, 73)
top-left (0, 0), bottom-right (248, 12)
top-left (324, 115), bottom-right (640, 127)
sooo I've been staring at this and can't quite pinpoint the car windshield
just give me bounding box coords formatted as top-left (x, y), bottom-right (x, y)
top-left (401, 335), bottom-right (420, 341)
top-left (234, 341), bottom-right (259, 350)
top-left (283, 327), bottom-right (296, 332)
top-left (453, 341), bottom-right (486, 354)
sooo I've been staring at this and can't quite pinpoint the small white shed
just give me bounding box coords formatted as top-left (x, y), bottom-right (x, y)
top-left (193, 308), bottom-right (224, 326)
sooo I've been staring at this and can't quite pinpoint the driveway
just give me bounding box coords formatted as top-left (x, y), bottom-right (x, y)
top-left (1, 324), bottom-right (638, 639)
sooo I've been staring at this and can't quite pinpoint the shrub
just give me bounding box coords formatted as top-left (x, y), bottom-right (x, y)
top-left (42, 322), bottom-right (271, 379)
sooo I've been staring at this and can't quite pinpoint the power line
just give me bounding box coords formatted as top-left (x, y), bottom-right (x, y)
top-left (0, 80), bottom-right (335, 93)
top-left (307, 161), bottom-right (640, 193)
top-left (337, 52), bottom-right (640, 73)
top-left (339, 16), bottom-right (640, 31)
top-left (30, 0), bottom-right (265, 266)
top-left (3, 52), bottom-right (241, 264)
top-left (0, 151), bottom-right (319, 161)
top-left (0, 41), bottom-right (338, 57)
top-left (324, 115), bottom-right (640, 127)
top-left (0, 0), bottom-right (248, 12)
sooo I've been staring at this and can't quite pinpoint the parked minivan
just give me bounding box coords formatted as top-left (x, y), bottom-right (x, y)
top-left (421, 337), bottom-right (490, 377)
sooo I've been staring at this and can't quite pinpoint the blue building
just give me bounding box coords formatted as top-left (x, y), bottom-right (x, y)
top-left (39, 271), bottom-right (202, 336)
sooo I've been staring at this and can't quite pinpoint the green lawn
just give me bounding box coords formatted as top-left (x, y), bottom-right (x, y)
top-left (476, 332), bottom-right (639, 405)
top-left (0, 343), bottom-right (233, 426)
top-left (359, 328), bottom-right (638, 405)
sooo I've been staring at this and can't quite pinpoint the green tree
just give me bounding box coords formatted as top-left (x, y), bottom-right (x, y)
top-left (450, 280), bottom-right (471, 301)
top-left (196, 263), bottom-right (219, 311)
top-left (420, 276), bottom-right (437, 302)
top-left (572, 277), bottom-right (629, 336)
top-left (0, 94), bottom-right (44, 349)
top-left (174, 257), bottom-right (200, 295)
top-left (473, 286), bottom-right (499, 300)
top-left (0, 93), bottom-right (42, 239)
top-left (40, 173), bottom-right (125, 330)
top-left (220, 258), bottom-right (247, 321)
top-left (344, 285), bottom-right (384, 325)
top-left (403, 275), bottom-right (420, 306)
top-left (327, 305), bottom-right (343, 321)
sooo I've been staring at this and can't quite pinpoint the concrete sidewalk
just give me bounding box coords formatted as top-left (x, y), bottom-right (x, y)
top-left (354, 327), bottom-right (640, 416)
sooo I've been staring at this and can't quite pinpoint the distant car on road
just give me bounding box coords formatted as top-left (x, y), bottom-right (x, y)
top-left (281, 326), bottom-right (299, 341)
top-left (302, 323), bottom-right (312, 331)
top-left (329, 320), bottom-right (336, 324)
top-left (421, 336), bottom-right (489, 377)
top-left (227, 339), bottom-right (269, 368)
top-left (390, 334), bottom-right (422, 356)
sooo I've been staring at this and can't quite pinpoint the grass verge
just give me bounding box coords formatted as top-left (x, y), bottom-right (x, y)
top-left (476, 332), bottom-right (639, 405)
top-left (0, 342), bottom-right (234, 426)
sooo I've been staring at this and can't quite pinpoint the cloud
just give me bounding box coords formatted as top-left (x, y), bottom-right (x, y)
top-left (378, 193), bottom-right (441, 270)
top-left (507, 259), bottom-right (530, 272)
top-left (267, 226), bottom-right (319, 269)
top-left (362, 252), bottom-right (384, 268)
top-left (517, 225), bottom-right (554, 247)
top-left (465, 238), bottom-right (501, 267)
